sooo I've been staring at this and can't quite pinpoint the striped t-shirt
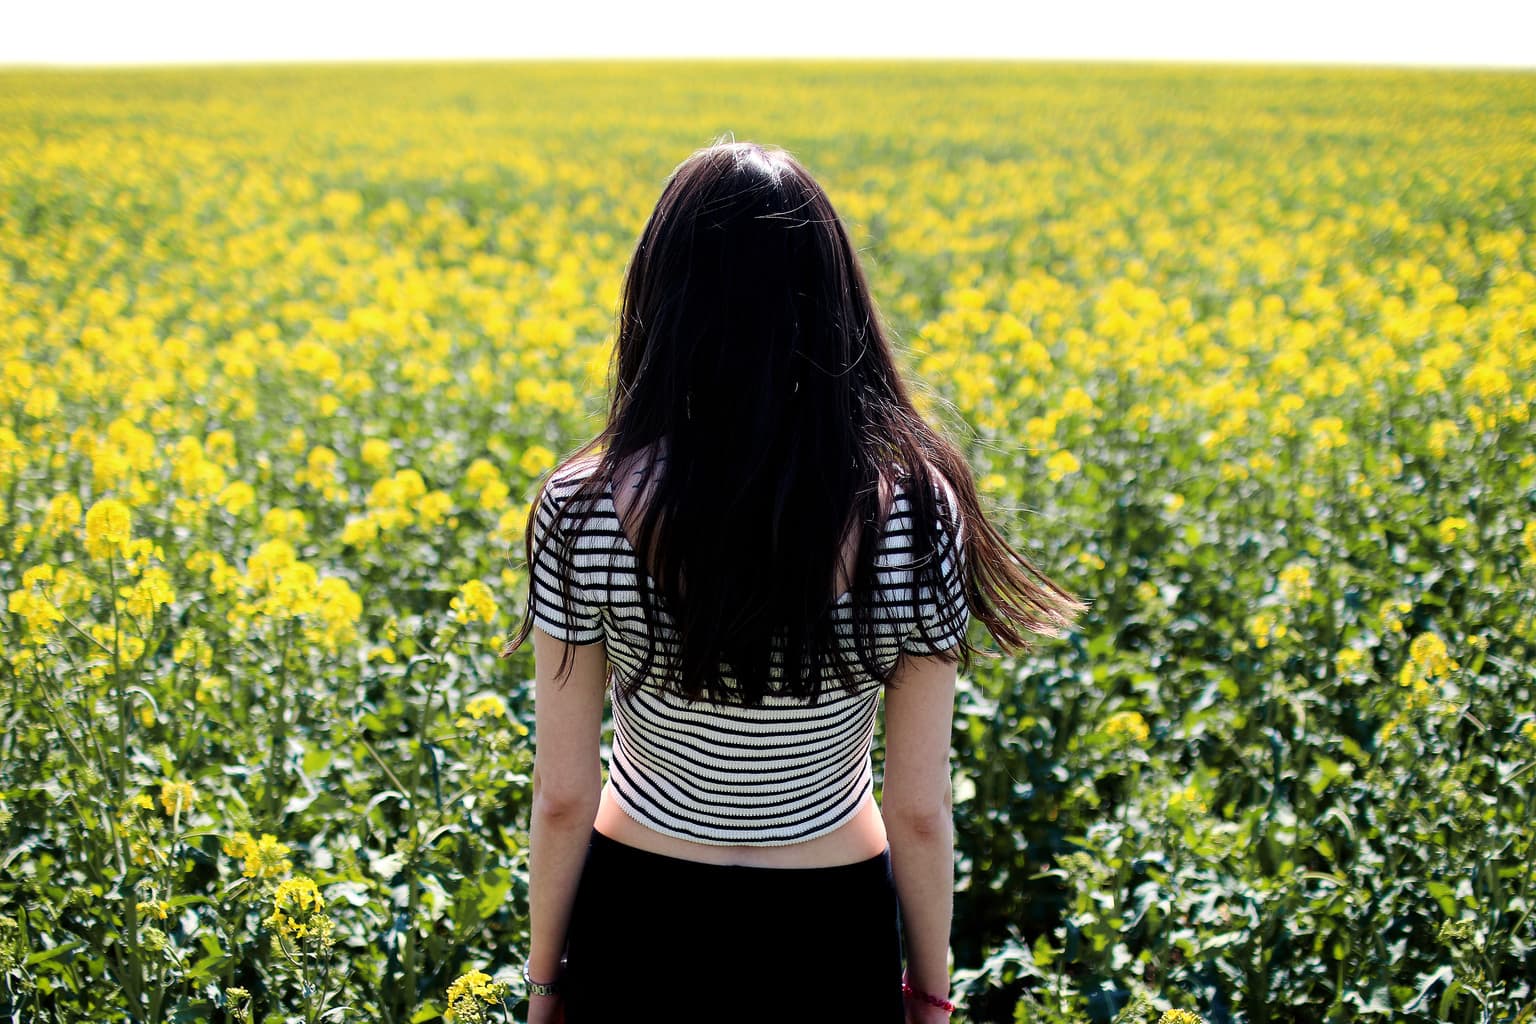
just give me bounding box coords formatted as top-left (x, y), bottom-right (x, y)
top-left (527, 458), bottom-right (969, 846)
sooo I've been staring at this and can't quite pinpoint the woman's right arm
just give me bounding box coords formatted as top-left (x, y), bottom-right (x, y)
top-left (881, 651), bottom-right (958, 1022)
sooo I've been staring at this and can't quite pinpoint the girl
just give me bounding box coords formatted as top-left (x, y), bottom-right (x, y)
top-left (501, 140), bottom-right (1087, 1023)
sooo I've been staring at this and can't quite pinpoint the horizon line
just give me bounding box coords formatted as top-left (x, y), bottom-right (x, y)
top-left (4, 54), bottom-right (1534, 72)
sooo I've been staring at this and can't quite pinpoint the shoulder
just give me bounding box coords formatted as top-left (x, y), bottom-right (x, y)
top-left (547, 453), bottom-right (603, 493)
top-left (899, 461), bottom-right (961, 519)
top-left (539, 454), bottom-right (607, 507)
top-left (533, 455), bottom-right (607, 536)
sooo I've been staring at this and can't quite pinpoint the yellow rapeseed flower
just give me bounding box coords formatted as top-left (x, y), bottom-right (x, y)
top-left (465, 457), bottom-right (502, 491)
top-left (223, 831), bottom-right (294, 878)
top-left (205, 429), bottom-right (237, 467)
top-left (462, 694), bottom-right (506, 720)
top-left (1103, 711), bottom-right (1151, 743)
top-left (452, 579), bottom-right (497, 625)
top-left (455, 693), bottom-right (529, 735)
top-left (1426, 418), bottom-right (1459, 459)
top-left (120, 537), bottom-right (165, 575)
top-left (341, 515), bottom-right (382, 547)
top-left (1307, 416), bottom-right (1348, 454)
top-left (1045, 449), bottom-right (1081, 482)
top-left (301, 445), bottom-right (339, 481)
top-left (159, 780), bottom-right (196, 816)
top-left (265, 877), bottom-right (332, 947)
top-left (494, 504), bottom-right (530, 547)
top-left (1278, 562), bottom-right (1314, 605)
top-left (213, 481), bottom-right (253, 518)
top-left (84, 497), bottom-right (132, 559)
top-left (1158, 1010), bottom-right (1206, 1024)
top-left (136, 898), bottom-right (172, 921)
top-left (1334, 648), bottom-right (1366, 676)
top-left (1247, 610), bottom-right (1287, 648)
top-left (1379, 599), bottom-right (1412, 635)
top-left (478, 478), bottom-right (511, 512)
top-left (445, 968), bottom-right (509, 1023)
top-left (261, 507), bottom-right (309, 543)
top-left (22, 564), bottom-right (55, 590)
top-left (519, 445), bottom-right (557, 478)
top-left (121, 567), bottom-right (176, 619)
top-left (6, 589), bottom-right (64, 643)
top-left (361, 438), bottom-right (393, 470)
top-left (417, 490), bottom-right (454, 529)
top-left (42, 492), bottom-right (83, 538)
top-left (1436, 516), bottom-right (1470, 546)
top-left (1399, 632), bottom-right (1459, 689)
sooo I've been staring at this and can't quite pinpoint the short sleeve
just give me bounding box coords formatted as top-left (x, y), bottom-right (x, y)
top-left (528, 479), bottom-right (604, 645)
top-left (900, 477), bottom-right (970, 655)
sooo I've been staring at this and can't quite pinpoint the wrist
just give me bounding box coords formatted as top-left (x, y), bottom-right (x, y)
top-left (901, 969), bottom-right (956, 1014)
top-left (523, 957), bottom-right (566, 997)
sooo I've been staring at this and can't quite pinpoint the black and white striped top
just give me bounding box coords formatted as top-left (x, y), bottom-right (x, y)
top-left (528, 458), bottom-right (969, 846)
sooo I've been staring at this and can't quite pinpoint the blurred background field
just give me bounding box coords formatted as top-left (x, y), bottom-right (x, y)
top-left (2, 60), bottom-right (1534, 1023)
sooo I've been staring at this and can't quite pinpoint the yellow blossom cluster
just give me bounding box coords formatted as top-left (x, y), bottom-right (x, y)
top-left (445, 968), bottom-right (509, 1023)
top-left (84, 498), bottom-right (133, 560)
top-left (223, 831), bottom-right (295, 879)
top-left (265, 877), bottom-right (333, 948)
top-left (1436, 517), bottom-right (1471, 546)
top-left (1167, 783), bottom-right (1209, 816)
top-left (7, 583), bottom-right (64, 644)
top-left (1334, 648), bottom-right (1367, 678)
top-left (1246, 611), bottom-right (1288, 649)
top-left (458, 693), bottom-right (509, 725)
top-left (451, 579), bottom-right (498, 626)
top-left (1277, 563), bottom-right (1314, 605)
top-left (159, 780), bottom-right (196, 816)
top-left (1102, 710), bottom-right (1151, 743)
top-left (121, 567), bottom-right (175, 620)
top-left (223, 539), bottom-right (362, 652)
top-left (293, 445), bottom-right (348, 502)
top-left (1378, 600), bottom-right (1413, 636)
top-left (1158, 1010), bottom-right (1206, 1024)
top-left (1398, 632), bottom-right (1460, 699)
top-left (136, 898), bottom-right (172, 922)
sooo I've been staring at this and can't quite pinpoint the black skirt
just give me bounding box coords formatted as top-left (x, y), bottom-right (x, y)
top-left (559, 828), bottom-right (906, 1024)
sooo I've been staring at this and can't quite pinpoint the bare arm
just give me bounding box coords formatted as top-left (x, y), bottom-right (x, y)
top-left (880, 650), bottom-right (957, 1014)
top-left (526, 627), bottom-right (607, 994)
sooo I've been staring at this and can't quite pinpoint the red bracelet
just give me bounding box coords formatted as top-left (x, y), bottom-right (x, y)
top-left (901, 972), bottom-right (956, 1013)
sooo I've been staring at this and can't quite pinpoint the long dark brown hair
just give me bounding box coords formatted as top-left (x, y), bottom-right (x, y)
top-left (500, 140), bottom-right (1088, 705)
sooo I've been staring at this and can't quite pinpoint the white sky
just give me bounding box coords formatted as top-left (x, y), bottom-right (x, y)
top-left (2, 0), bottom-right (1533, 67)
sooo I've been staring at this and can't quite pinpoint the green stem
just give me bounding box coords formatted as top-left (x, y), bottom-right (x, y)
top-left (266, 619), bottom-right (293, 824)
top-left (108, 552), bottom-right (126, 792)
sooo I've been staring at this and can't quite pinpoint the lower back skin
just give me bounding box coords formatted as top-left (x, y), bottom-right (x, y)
top-left (591, 779), bottom-right (891, 868)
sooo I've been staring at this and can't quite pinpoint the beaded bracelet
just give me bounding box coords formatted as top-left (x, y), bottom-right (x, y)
top-left (901, 972), bottom-right (957, 1014)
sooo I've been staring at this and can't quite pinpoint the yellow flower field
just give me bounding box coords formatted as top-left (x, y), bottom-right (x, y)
top-left (2, 60), bottom-right (1534, 1023)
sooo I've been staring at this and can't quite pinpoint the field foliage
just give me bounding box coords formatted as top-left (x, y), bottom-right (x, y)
top-left (2, 60), bottom-right (1535, 1023)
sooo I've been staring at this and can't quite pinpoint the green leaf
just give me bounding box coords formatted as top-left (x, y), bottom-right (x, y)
top-left (25, 942), bottom-right (83, 967)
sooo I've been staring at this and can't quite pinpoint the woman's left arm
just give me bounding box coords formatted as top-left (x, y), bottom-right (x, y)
top-left (526, 626), bottom-right (608, 988)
